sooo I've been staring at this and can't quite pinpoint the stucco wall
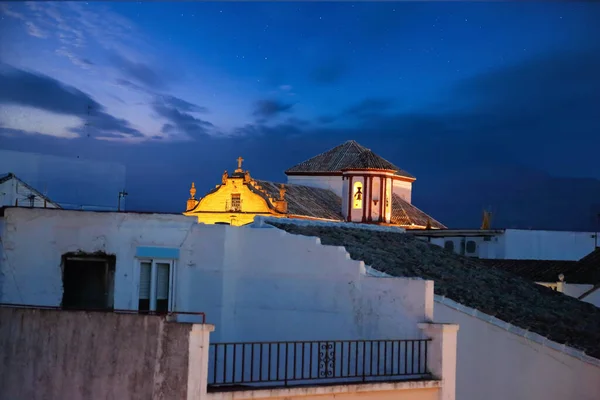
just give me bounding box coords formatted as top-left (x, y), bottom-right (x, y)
top-left (427, 230), bottom-right (596, 261)
top-left (187, 175), bottom-right (274, 226)
top-left (435, 302), bottom-right (600, 400)
top-left (563, 283), bottom-right (594, 299)
top-left (0, 208), bottom-right (432, 344)
top-left (0, 178), bottom-right (60, 208)
top-left (579, 286), bottom-right (600, 308)
top-left (0, 306), bottom-right (192, 400)
top-left (503, 229), bottom-right (596, 261)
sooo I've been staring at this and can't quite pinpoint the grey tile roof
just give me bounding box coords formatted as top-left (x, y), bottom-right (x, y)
top-left (391, 194), bottom-right (447, 229)
top-left (477, 259), bottom-right (579, 283)
top-left (479, 248), bottom-right (600, 284)
top-left (341, 149), bottom-right (400, 171)
top-left (285, 140), bottom-right (415, 179)
top-left (267, 222), bottom-right (600, 359)
top-left (191, 172), bottom-right (442, 229)
top-left (254, 180), bottom-right (344, 221)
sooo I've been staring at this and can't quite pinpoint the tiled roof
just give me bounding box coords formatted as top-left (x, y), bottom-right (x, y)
top-left (341, 149), bottom-right (400, 171)
top-left (254, 181), bottom-right (442, 228)
top-left (570, 247), bottom-right (600, 284)
top-left (285, 140), bottom-right (415, 179)
top-left (268, 222), bottom-right (600, 359)
top-left (391, 194), bottom-right (447, 229)
top-left (477, 259), bottom-right (579, 283)
top-left (254, 180), bottom-right (344, 221)
top-left (478, 248), bottom-right (600, 284)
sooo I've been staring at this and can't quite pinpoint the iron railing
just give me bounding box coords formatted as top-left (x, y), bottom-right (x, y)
top-left (208, 339), bottom-right (430, 388)
top-left (0, 303), bottom-right (206, 324)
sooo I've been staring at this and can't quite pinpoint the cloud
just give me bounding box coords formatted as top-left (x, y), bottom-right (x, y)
top-left (55, 47), bottom-right (94, 69)
top-left (109, 52), bottom-right (166, 89)
top-left (152, 100), bottom-right (214, 140)
top-left (310, 61), bottom-right (345, 85)
top-left (0, 63), bottom-right (142, 139)
top-left (252, 99), bottom-right (294, 119)
top-left (1, 4), bottom-right (25, 20)
top-left (25, 21), bottom-right (47, 38)
top-left (156, 94), bottom-right (208, 114)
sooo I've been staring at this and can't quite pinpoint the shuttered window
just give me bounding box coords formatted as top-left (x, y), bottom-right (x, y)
top-left (138, 261), bottom-right (152, 312)
top-left (138, 259), bottom-right (173, 314)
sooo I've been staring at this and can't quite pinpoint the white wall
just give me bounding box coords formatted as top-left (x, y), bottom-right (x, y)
top-left (0, 208), bottom-right (433, 343)
top-left (392, 180), bottom-right (412, 204)
top-left (425, 229), bottom-right (596, 261)
top-left (581, 288), bottom-right (600, 308)
top-left (286, 175), bottom-right (344, 197)
top-left (0, 177), bottom-right (60, 208)
top-left (503, 229), bottom-right (597, 261)
top-left (563, 283), bottom-right (594, 299)
top-left (427, 236), bottom-right (502, 259)
top-left (435, 301), bottom-right (600, 400)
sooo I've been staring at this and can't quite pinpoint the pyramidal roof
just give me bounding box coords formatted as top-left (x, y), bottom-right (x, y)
top-left (285, 140), bottom-right (415, 179)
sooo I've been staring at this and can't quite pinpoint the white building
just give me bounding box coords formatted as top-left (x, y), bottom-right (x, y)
top-left (0, 207), bottom-right (457, 400)
top-left (1, 207), bottom-right (599, 400)
top-left (413, 228), bottom-right (597, 261)
top-left (0, 173), bottom-right (61, 208)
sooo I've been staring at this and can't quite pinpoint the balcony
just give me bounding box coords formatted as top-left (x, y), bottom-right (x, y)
top-left (208, 339), bottom-right (431, 391)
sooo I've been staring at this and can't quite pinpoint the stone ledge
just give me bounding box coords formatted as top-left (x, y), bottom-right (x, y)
top-left (206, 379), bottom-right (441, 399)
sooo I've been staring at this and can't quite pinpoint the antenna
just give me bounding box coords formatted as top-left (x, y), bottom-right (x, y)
top-left (117, 190), bottom-right (128, 212)
top-left (85, 103), bottom-right (93, 138)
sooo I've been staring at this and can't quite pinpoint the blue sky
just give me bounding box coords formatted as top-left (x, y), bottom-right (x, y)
top-left (1, 2), bottom-right (599, 228)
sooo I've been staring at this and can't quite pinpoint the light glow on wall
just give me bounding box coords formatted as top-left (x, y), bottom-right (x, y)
top-left (353, 181), bottom-right (363, 209)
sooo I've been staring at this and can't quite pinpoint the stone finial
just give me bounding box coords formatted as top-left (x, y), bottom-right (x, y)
top-left (481, 210), bottom-right (492, 230)
top-left (189, 182), bottom-right (197, 199)
top-left (244, 170), bottom-right (251, 183)
top-left (279, 184), bottom-right (286, 201)
top-left (222, 170), bottom-right (228, 185)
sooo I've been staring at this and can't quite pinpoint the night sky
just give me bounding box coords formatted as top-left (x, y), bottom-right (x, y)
top-left (1, 2), bottom-right (599, 230)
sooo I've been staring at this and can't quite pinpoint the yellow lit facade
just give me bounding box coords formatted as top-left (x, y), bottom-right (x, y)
top-left (183, 157), bottom-right (288, 226)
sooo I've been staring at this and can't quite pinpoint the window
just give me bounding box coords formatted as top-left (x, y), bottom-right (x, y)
top-left (444, 240), bottom-right (455, 252)
top-left (139, 259), bottom-right (174, 314)
top-left (62, 254), bottom-right (115, 310)
top-left (352, 181), bottom-right (363, 209)
top-left (466, 240), bottom-right (477, 254)
top-left (231, 193), bottom-right (241, 211)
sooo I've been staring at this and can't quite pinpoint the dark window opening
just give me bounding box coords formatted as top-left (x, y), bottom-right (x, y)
top-left (444, 240), bottom-right (455, 252)
top-left (62, 253), bottom-right (115, 310)
top-left (466, 240), bottom-right (477, 253)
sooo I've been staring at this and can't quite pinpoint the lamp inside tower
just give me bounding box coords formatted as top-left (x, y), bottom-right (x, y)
top-left (353, 181), bottom-right (363, 209)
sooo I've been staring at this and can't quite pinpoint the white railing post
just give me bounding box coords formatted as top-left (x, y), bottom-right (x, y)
top-left (187, 324), bottom-right (215, 400)
top-left (418, 323), bottom-right (459, 400)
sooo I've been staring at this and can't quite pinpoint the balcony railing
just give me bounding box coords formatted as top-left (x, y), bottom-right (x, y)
top-left (208, 339), bottom-right (430, 388)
